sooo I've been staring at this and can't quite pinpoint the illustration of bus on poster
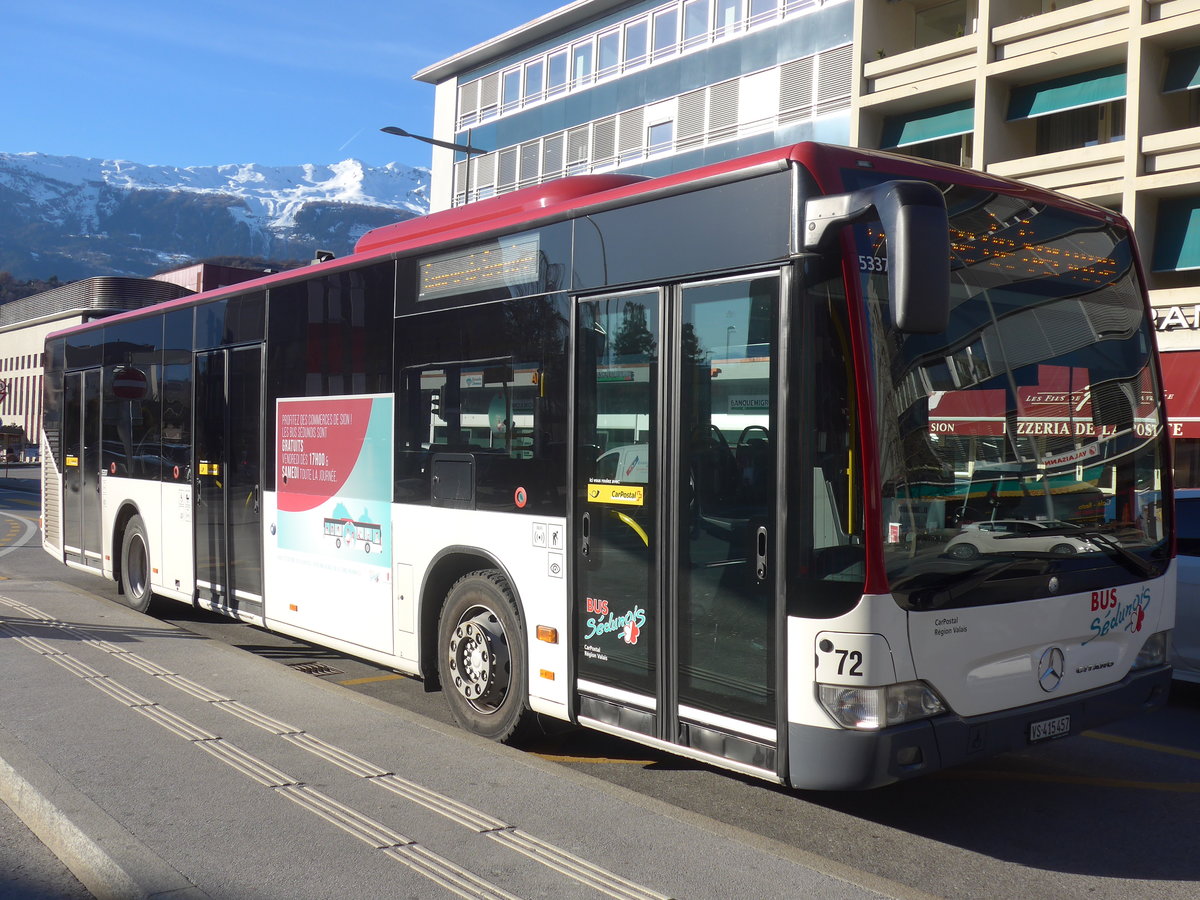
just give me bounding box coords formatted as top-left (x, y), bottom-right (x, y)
top-left (322, 508), bottom-right (384, 554)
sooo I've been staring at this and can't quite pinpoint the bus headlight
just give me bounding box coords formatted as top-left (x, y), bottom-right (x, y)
top-left (817, 681), bottom-right (946, 730)
top-left (1132, 631), bottom-right (1169, 669)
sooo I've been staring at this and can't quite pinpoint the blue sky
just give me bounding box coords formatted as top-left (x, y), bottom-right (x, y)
top-left (1, 0), bottom-right (556, 171)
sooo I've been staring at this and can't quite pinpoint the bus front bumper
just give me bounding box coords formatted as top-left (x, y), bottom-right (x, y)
top-left (787, 664), bottom-right (1172, 791)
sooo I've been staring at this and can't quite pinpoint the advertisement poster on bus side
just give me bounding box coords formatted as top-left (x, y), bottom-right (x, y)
top-left (273, 395), bottom-right (393, 647)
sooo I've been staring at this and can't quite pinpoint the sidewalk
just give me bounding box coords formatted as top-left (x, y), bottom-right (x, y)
top-left (0, 579), bottom-right (924, 900)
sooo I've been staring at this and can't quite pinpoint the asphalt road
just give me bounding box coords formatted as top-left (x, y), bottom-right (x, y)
top-left (3, 472), bottom-right (1199, 900)
top-left (0, 803), bottom-right (92, 900)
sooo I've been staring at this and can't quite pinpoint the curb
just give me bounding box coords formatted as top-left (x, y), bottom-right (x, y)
top-left (0, 723), bottom-right (209, 900)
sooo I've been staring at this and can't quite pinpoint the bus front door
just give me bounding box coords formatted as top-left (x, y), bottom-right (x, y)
top-left (574, 275), bottom-right (781, 779)
top-left (194, 346), bottom-right (264, 619)
top-left (62, 368), bottom-right (102, 570)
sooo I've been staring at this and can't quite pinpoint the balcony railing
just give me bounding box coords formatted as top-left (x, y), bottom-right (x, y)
top-left (1143, 125), bottom-right (1200, 176)
top-left (992, 0), bottom-right (1130, 63)
top-left (1149, 0), bottom-right (1200, 23)
top-left (861, 34), bottom-right (976, 97)
top-left (986, 141), bottom-right (1126, 198)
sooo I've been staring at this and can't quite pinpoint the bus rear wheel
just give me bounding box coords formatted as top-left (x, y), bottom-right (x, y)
top-left (119, 514), bottom-right (155, 613)
top-left (438, 570), bottom-right (530, 743)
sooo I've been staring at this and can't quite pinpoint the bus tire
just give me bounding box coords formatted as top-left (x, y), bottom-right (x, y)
top-left (120, 515), bottom-right (155, 613)
top-left (438, 569), bottom-right (530, 743)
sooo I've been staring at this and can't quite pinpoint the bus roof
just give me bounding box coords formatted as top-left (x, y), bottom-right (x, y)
top-left (46, 142), bottom-right (1124, 343)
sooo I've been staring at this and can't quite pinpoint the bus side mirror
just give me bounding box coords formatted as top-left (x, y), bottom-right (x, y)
top-left (803, 180), bottom-right (951, 334)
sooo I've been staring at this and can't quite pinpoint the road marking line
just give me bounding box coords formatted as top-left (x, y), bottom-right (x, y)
top-left (0, 512), bottom-right (37, 558)
top-left (946, 769), bottom-right (1200, 792)
top-left (532, 753), bottom-right (660, 765)
top-left (338, 673), bottom-right (408, 686)
top-left (1084, 729), bottom-right (1200, 761)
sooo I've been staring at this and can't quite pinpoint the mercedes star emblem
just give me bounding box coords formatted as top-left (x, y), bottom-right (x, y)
top-left (1038, 646), bottom-right (1066, 692)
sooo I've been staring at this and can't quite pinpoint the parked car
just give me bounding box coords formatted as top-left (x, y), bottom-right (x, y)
top-left (1172, 489), bottom-right (1200, 683)
top-left (945, 519), bottom-right (1099, 559)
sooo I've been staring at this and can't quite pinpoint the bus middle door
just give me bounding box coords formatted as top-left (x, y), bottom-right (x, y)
top-left (62, 368), bottom-right (102, 570)
top-left (194, 346), bottom-right (264, 619)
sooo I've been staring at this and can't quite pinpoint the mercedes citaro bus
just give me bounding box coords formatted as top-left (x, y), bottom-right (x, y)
top-left (43, 143), bottom-right (1174, 789)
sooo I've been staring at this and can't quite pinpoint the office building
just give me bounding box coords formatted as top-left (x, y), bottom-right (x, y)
top-left (416, 0), bottom-right (856, 211)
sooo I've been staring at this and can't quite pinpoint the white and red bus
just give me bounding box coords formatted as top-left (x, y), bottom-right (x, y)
top-left (42, 143), bottom-right (1176, 789)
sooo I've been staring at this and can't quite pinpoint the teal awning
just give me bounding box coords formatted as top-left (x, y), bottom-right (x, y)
top-left (1007, 65), bottom-right (1126, 120)
top-left (1153, 197), bottom-right (1200, 272)
top-left (1164, 46), bottom-right (1200, 93)
top-left (881, 100), bottom-right (974, 148)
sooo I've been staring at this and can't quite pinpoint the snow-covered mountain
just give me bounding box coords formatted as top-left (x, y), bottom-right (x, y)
top-left (0, 152), bottom-right (430, 280)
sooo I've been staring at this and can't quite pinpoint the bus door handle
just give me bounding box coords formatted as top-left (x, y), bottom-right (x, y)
top-left (755, 525), bottom-right (769, 582)
top-left (581, 511), bottom-right (591, 558)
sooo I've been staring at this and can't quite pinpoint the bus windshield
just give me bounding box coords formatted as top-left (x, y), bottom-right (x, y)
top-left (850, 180), bottom-right (1169, 610)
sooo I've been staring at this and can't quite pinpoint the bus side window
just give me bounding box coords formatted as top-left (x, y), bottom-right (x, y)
top-left (395, 296), bottom-right (570, 514)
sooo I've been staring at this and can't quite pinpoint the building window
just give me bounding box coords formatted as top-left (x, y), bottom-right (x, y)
top-left (914, 0), bottom-right (975, 49)
top-left (653, 8), bottom-right (679, 61)
top-left (524, 60), bottom-right (544, 102)
top-left (572, 40), bottom-right (594, 87)
top-left (749, 0), bottom-right (778, 27)
top-left (684, 0), bottom-right (711, 49)
top-left (648, 120), bottom-right (675, 155)
top-left (625, 18), bottom-right (649, 69)
top-left (547, 50), bottom-right (568, 96)
top-left (501, 68), bottom-right (521, 114)
top-left (1035, 100), bottom-right (1124, 155)
top-left (598, 29), bottom-right (620, 78)
top-left (900, 134), bottom-right (973, 168)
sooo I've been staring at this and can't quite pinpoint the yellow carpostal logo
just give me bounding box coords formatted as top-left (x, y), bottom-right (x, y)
top-left (65, 456), bottom-right (79, 467)
top-left (587, 482), bottom-right (644, 506)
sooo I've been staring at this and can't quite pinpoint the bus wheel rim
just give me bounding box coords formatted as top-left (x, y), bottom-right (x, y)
top-left (128, 535), bottom-right (148, 596)
top-left (448, 606), bottom-right (510, 713)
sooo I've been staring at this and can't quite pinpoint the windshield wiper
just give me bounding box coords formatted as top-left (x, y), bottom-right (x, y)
top-left (1029, 526), bottom-right (1157, 577)
top-left (893, 556), bottom-right (1044, 610)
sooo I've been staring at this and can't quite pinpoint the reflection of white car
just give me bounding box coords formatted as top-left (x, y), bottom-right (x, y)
top-left (945, 519), bottom-right (1097, 559)
top-left (595, 444), bottom-right (648, 484)
top-left (1172, 490), bottom-right (1200, 683)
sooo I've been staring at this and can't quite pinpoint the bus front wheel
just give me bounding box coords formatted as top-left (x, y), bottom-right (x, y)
top-left (119, 515), bottom-right (155, 613)
top-left (437, 570), bottom-right (530, 743)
